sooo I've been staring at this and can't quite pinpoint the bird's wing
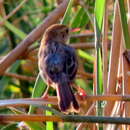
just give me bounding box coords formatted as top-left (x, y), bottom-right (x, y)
top-left (44, 52), bottom-right (64, 83)
top-left (63, 45), bottom-right (78, 81)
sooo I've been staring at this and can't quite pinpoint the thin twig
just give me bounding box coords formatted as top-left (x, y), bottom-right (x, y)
top-left (79, 0), bottom-right (94, 26)
top-left (26, 42), bottom-right (95, 56)
top-left (106, 101), bottom-right (122, 129)
top-left (1, 114), bottom-right (130, 124)
top-left (77, 71), bottom-right (93, 79)
top-left (1, 95), bottom-right (130, 108)
top-left (0, 0), bottom-right (69, 74)
top-left (26, 42), bottom-right (95, 57)
top-left (3, 71), bottom-right (92, 81)
top-left (76, 103), bottom-right (96, 130)
top-left (71, 32), bottom-right (111, 38)
top-left (2, 71), bottom-right (92, 82)
top-left (83, 95), bottom-right (130, 102)
top-left (0, 97), bottom-right (57, 108)
top-left (71, 33), bottom-right (95, 38)
top-left (71, 43), bottom-right (95, 49)
top-left (0, 0), bottom-right (28, 26)
top-left (4, 72), bottom-right (36, 81)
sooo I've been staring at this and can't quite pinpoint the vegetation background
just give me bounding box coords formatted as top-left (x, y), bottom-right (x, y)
top-left (0, 0), bottom-right (130, 130)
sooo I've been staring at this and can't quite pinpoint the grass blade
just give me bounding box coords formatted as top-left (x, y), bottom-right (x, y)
top-left (0, 16), bottom-right (26, 39)
top-left (28, 74), bottom-right (46, 114)
top-left (118, 1), bottom-right (130, 49)
top-left (77, 49), bottom-right (94, 63)
top-left (61, 0), bottom-right (73, 25)
top-left (94, 1), bottom-right (106, 129)
top-left (46, 104), bottom-right (54, 130)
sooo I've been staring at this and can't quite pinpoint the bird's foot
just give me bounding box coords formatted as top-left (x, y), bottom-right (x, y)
top-left (41, 93), bottom-right (48, 100)
top-left (76, 86), bottom-right (87, 101)
top-left (41, 85), bottom-right (50, 99)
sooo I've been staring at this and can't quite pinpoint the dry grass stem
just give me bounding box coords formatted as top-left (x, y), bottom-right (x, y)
top-left (102, 1), bottom-right (108, 94)
top-left (105, 1), bottom-right (122, 116)
top-left (122, 53), bottom-right (130, 129)
top-left (71, 43), bottom-right (95, 49)
top-left (1, 95), bottom-right (130, 108)
top-left (0, 0), bottom-right (28, 26)
top-left (0, 0), bottom-right (69, 74)
top-left (1, 114), bottom-right (130, 124)
top-left (77, 71), bottom-right (93, 79)
top-left (76, 103), bottom-right (96, 130)
top-left (4, 72), bottom-right (36, 81)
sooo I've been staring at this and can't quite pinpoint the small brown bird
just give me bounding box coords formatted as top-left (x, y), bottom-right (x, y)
top-left (38, 24), bottom-right (79, 113)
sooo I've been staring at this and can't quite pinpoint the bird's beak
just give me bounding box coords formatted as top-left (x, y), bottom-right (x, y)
top-left (70, 28), bottom-right (81, 33)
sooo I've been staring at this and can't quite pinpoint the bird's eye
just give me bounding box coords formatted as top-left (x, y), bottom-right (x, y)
top-left (66, 29), bottom-right (69, 33)
top-left (62, 34), bottom-right (65, 38)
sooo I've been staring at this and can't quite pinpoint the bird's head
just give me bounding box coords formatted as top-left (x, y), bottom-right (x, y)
top-left (42, 24), bottom-right (69, 44)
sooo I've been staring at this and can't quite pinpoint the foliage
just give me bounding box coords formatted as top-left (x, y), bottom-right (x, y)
top-left (0, 0), bottom-right (130, 130)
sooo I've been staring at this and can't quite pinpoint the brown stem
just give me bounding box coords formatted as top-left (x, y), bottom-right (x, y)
top-left (71, 32), bottom-right (111, 39)
top-left (105, 0), bottom-right (122, 116)
top-left (1, 114), bottom-right (130, 124)
top-left (4, 72), bottom-right (36, 81)
top-left (77, 71), bottom-right (93, 79)
top-left (71, 43), bottom-right (95, 49)
top-left (76, 103), bottom-right (96, 130)
top-left (0, 0), bottom-right (69, 74)
top-left (1, 95), bottom-right (130, 108)
top-left (102, 1), bottom-right (108, 94)
top-left (0, 0), bottom-right (28, 26)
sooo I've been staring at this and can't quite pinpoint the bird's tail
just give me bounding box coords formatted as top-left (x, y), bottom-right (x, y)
top-left (56, 74), bottom-right (79, 113)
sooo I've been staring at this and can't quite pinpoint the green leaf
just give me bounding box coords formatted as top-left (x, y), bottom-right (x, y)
top-left (77, 49), bottom-right (94, 63)
top-left (71, 7), bottom-right (85, 28)
top-left (1, 123), bottom-right (18, 130)
top-left (94, 0), bottom-right (105, 94)
top-left (118, 1), bottom-right (130, 49)
top-left (61, 0), bottom-right (73, 25)
top-left (95, 0), bottom-right (105, 32)
top-left (80, 11), bottom-right (89, 28)
top-left (70, 6), bottom-right (89, 28)
top-left (24, 122), bottom-right (45, 130)
top-left (28, 74), bottom-right (46, 114)
top-left (0, 15), bottom-right (37, 48)
top-left (94, 0), bottom-right (105, 123)
top-left (97, 48), bottom-right (103, 94)
top-left (0, 61), bottom-right (20, 97)
top-left (9, 106), bottom-right (45, 130)
top-left (0, 16), bottom-right (26, 39)
top-left (46, 104), bottom-right (54, 130)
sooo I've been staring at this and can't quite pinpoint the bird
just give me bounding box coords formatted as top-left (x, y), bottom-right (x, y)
top-left (38, 24), bottom-right (79, 113)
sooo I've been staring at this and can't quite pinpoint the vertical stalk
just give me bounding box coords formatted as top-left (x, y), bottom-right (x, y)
top-left (104, 0), bottom-right (122, 116)
top-left (102, 1), bottom-right (108, 94)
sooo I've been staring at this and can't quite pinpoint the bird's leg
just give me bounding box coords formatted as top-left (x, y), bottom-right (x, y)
top-left (42, 81), bottom-right (51, 99)
top-left (70, 82), bottom-right (78, 91)
top-left (41, 85), bottom-right (50, 99)
top-left (71, 83), bottom-right (87, 100)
